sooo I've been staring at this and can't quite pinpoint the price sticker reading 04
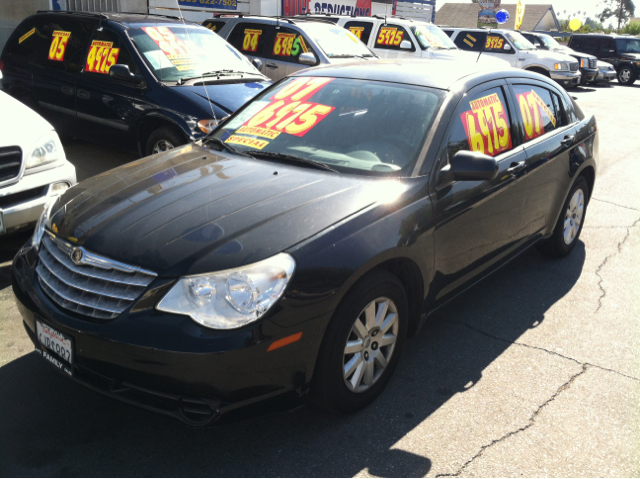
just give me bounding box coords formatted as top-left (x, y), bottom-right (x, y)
top-left (229, 77), bottom-right (335, 144)
top-left (461, 93), bottom-right (512, 157)
top-left (516, 90), bottom-right (556, 140)
top-left (376, 27), bottom-right (404, 46)
top-left (485, 36), bottom-right (505, 49)
top-left (243, 29), bottom-right (262, 52)
top-left (142, 26), bottom-right (197, 70)
top-left (48, 30), bottom-right (71, 62)
top-left (349, 26), bottom-right (365, 39)
top-left (86, 40), bottom-right (120, 74)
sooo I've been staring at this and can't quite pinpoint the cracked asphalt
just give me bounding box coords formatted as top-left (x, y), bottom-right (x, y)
top-left (1, 81), bottom-right (639, 477)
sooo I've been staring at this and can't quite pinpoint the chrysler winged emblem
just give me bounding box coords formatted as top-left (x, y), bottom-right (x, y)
top-left (71, 248), bottom-right (83, 264)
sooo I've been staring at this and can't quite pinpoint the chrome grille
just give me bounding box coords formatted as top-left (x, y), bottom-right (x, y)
top-left (36, 232), bottom-right (156, 320)
top-left (0, 146), bottom-right (22, 184)
top-left (570, 62), bottom-right (579, 72)
top-left (589, 58), bottom-right (597, 69)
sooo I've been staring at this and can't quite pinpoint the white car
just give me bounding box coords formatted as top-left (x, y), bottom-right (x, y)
top-left (442, 27), bottom-right (582, 88)
top-left (295, 15), bottom-right (511, 68)
top-left (0, 73), bottom-right (76, 236)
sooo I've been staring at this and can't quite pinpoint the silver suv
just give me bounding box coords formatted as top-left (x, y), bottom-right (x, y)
top-left (204, 16), bottom-right (376, 81)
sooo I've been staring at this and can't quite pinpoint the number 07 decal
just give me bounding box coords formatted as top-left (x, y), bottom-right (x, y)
top-left (460, 93), bottom-right (512, 157)
top-left (516, 90), bottom-right (557, 141)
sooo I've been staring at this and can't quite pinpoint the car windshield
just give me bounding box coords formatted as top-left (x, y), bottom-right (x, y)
top-left (616, 38), bottom-right (640, 53)
top-left (504, 31), bottom-right (536, 50)
top-left (411, 25), bottom-right (457, 50)
top-left (538, 34), bottom-right (562, 50)
top-left (209, 76), bottom-right (445, 176)
top-left (302, 23), bottom-right (375, 58)
top-left (129, 25), bottom-right (260, 82)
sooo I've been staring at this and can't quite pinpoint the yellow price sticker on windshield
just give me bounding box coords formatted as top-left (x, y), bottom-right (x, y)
top-left (48, 31), bottom-right (71, 62)
top-left (225, 135), bottom-right (269, 150)
top-left (236, 126), bottom-right (281, 139)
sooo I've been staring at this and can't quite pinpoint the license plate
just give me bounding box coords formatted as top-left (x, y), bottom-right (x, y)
top-left (36, 320), bottom-right (73, 376)
top-left (0, 209), bottom-right (5, 235)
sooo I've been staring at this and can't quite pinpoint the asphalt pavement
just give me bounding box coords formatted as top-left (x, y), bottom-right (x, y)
top-left (0, 81), bottom-right (638, 477)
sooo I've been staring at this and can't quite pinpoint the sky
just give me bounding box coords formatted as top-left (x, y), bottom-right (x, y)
top-left (516, 0), bottom-right (614, 22)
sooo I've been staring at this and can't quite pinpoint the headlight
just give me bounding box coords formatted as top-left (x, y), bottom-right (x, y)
top-left (197, 119), bottom-right (219, 134)
top-left (25, 131), bottom-right (65, 169)
top-left (31, 197), bottom-right (57, 250)
top-left (157, 253), bottom-right (296, 329)
top-left (554, 62), bottom-right (568, 71)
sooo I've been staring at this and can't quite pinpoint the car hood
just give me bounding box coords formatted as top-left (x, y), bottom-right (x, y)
top-left (526, 49), bottom-right (576, 63)
top-left (171, 80), bottom-right (271, 116)
top-left (49, 143), bottom-right (409, 277)
top-left (437, 49), bottom-right (511, 67)
top-left (621, 53), bottom-right (640, 61)
top-left (554, 46), bottom-right (596, 59)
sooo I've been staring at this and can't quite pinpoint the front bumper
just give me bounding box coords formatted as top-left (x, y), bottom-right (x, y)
top-left (595, 70), bottom-right (616, 82)
top-left (0, 161), bottom-right (76, 235)
top-left (12, 245), bottom-right (332, 425)
top-left (550, 70), bottom-right (581, 87)
top-left (580, 68), bottom-right (599, 83)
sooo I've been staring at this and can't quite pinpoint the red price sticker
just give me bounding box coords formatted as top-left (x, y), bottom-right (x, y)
top-left (273, 32), bottom-right (297, 56)
top-left (485, 36), bottom-right (505, 49)
top-left (516, 90), bottom-right (556, 141)
top-left (86, 40), bottom-right (120, 74)
top-left (460, 93), bottom-right (512, 157)
top-left (142, 26), bottom-right (197, 70)
top-left (48, 30), bottom-right (71, 62)
top-left (349, 26), bottom-right (364, 39)
top-left (242, 29), bottom-right (262, 52)
top-left (376, 27), bottom-right (404, 46)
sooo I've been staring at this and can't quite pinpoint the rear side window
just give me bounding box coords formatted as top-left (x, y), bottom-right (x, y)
top-left (344, 21), bottom-right (373, 44)
top-left (227, 22), bottom-right (273, 58)
top-left (203, 20), bottom-right (226, 34)
top-left (454, 31), bottom-right (486, 52)
top-left (512, 84), bottom-right (562, 141)
top-left (83, 28), bottom-right (139, 78)
top-left (483, 34), bottom-right (513, 53)
top-left (444, 86), bottom-right (514, 159)
top-left (373, 24), bottom-right (415, 51)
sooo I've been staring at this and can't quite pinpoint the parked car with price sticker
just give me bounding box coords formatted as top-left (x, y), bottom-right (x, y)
top-left (442, 28), bottom-right (582, 88)
top-left (205, 15), bottom-right (377, 81)
top-left (0, 70), bottom-right (76, 236)
top-left (1, 11), bottom-right (271, 157)
top-left (292, 15), bottom-right (510, 68)
top-left (12, 59), bottom-right (597, 424)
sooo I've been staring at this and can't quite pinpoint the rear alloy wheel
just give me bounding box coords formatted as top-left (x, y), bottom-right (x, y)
top-left (145, 126), bottom-right (186, 157)
top-left (311, 271), bottom-right (408, 413)
top-left (617, 66), bottom-right (637, 85)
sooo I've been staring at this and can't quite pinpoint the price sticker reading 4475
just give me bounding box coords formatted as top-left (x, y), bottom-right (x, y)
top-left (460, 93), bottom-right (512, 157)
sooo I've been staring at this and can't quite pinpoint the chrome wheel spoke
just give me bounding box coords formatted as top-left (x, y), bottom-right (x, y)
top-left (375, 300), bottom-right (388, 328)
top-left (350, 361), bottom-right (365, 389)
top-left (344, 353), bottom-right (363, 378)
top-left (377, 334), bottom-right (396, 348)
top-left (364, 301), bottom-right (376, 330)
top-left (352, 318), bottom-right (368, 340)
top-left (374, 352), bottom-right (388, 369)
top-left (380, 311), bottom-right (397, 334)
top-left (344, 339), bottom-right (363, 355)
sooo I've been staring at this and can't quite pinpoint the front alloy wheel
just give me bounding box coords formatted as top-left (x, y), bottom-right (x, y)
top-left (152, 139), bottom-right (175, 154)
top-left (618, 67), bottom-right (636, 85)
top-left (563, 188), bottom-right (585, 245)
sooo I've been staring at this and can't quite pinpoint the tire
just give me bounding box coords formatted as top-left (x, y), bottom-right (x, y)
top-left (310, 271), bottom-right (409, 413)
top-left (537, 175), bottom-right (589, 258)
top-left (617, 66), bottom-right (637, 85)
top-left (145, 125), bottom-right (186, 157)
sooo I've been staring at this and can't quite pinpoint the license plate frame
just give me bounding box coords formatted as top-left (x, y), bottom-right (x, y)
top-left (36, 319), bottom-right (74, 377)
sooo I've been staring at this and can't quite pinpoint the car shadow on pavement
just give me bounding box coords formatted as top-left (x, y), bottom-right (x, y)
top-left (0, 242), bottom-right (586, 477)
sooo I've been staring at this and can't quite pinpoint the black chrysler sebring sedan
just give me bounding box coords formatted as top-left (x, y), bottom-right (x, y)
top-left (12, 60), bottom-right (597, 425)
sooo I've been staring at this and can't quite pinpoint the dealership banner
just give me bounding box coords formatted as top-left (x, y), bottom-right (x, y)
top-left (177, 0), bottom-right (238, 10)
top-left (283, 0), bottom-right (371, 17)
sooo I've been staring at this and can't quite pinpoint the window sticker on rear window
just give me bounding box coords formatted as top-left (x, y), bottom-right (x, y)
top-left (516, 90), bottom-right (556, 140)
top-left (142, 26), bottom-right (198, 71)
top-left (460, 93), bottom-right (512, 157)
top-left (224, 77), bottom-right (335, 147)
top-left (48, 31), bottom-right (71, 62)
top-left (376, 27), bottom-right (404, 46)
top-left (19, 28), bottom-right (36, 44)
top-left (349, 26), bottom-right (365, 39)
top-left (485, 36), bottom-right (505, 49)
top-left (86, 40), bottom-right (120, 74)
top-left (242, 29), bottom-right (262, 52)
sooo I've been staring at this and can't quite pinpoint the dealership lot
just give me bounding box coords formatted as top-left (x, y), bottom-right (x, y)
top-left (1, 80), bottom-right (639, 477)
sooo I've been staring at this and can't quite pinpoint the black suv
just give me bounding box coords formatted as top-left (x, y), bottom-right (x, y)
top-left (522, 31), bottom-right (599, 84)
top-left (568, 33), bottom-right (640, 85)
top-left (0, 11), bottom-right (270, 156)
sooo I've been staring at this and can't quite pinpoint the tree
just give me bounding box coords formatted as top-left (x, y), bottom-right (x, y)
top-left (622, 20), bottom-right (640, 33)
top-left (596, 0), bottom-right (636, 32)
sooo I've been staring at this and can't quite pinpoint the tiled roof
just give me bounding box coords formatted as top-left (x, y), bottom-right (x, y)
top-left (435, 3), bottom-right (559, 31)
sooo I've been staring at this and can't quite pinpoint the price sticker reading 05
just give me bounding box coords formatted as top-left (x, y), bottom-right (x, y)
top-left (516, 90), bottom-right (556, 141)
top-left (86, 40), bottom-right (120, 74)
top-left (485, 36), bottom-right (505, 49)
top-left (48, 30), bottom-right (71, 62)
top-left (376, 27), bottom-right (404, 46)
top-left (243, 29), bottom-right (262, 52)
top-left (461, 93), bottom-right (512, 157)
top-left (231, 77), bottom-right (335, 142)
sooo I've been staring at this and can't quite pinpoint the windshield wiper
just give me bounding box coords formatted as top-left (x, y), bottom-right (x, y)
top-left (245, 151), bottom-right (338, 173)
top-left (177, 70), bottom-right (254, 85)
top-left (202, 138), bottom-right (253, 157)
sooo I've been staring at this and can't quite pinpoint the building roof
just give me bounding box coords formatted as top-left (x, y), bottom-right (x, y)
top-left (435, 3), bottom-right (561, 31)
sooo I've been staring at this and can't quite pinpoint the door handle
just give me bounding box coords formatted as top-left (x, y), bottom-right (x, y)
top-left (507, 160), bottom-right (526, 174)
top-left (61, 85), bottom-right (73, 95)
top-left (77, 89), bottom-right (90, 100)
top-left (561, 135), bottom-right (575, 147)
top-left (265, 63), bottom-right (278, 69)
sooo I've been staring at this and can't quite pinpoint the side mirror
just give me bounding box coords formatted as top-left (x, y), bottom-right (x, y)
top-left (400, 40), bottom-right (412, 50)
top-left (109, 64), bottom-right (143, 84)
top-left (251, 57), bottom-right (263, 70)
top-left (440, 150), bottom-right (499, 183)
top-left (503, 43), bottom-right (511, 50)
top-left (299, 52), bottom-right (317, 66)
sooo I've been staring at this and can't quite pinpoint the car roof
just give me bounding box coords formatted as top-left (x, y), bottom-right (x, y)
top-left (207, 14), bottom-right (336, 26)
top-left (293, 14), bottom-right (430, 24)
top-left (35, 10), bottom-right (201, 28)
top-left (290, 59), bottom-right (527, 90)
